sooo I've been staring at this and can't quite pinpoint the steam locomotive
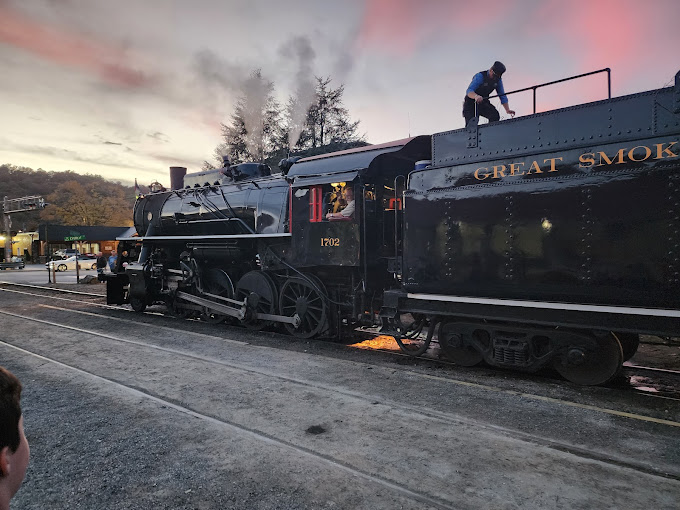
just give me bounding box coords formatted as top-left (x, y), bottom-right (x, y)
top-left (106, 69), bottom-right (680, 385)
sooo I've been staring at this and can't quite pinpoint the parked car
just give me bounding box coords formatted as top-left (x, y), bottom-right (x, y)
top-left (51, 249), bottom-right (80, 261)
top-left (46, 255), bottom-right (97, 272)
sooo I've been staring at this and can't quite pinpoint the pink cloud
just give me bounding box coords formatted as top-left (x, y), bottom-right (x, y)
top-left (528, 0), bottom-right (679, 94)
top-left (357, 0), bottom-right (511, 55)
top-left (0, 4), bottom-right (153, 88)
top-left (532, 0), bottom-right (639, 76)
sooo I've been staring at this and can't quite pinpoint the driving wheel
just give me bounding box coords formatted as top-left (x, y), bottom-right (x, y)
top-left (199, 268), bottom-right (235, 324)
top-left (554, 331), bottom-right (623, 385)
top-left (235, 271), bottom-right (277, 330)
top-left (278, 274), bottom-right (328, 338)
top-left (438, 320), bottom-right (484, 366)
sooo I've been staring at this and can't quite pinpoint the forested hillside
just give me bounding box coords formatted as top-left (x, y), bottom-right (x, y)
top-left (0, 164), bottom-right (136, 231)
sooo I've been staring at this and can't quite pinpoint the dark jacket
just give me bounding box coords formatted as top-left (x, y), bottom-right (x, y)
top-left (464, 69), bottom-right (502, 105)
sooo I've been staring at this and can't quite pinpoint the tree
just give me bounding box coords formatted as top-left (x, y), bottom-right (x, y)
top-left (0, 164), bottom-right (135, 229)
top-left (207, 74), bottom-right (366, 170)
top-left (217, 69), bottom-right (284, 166)
top-left (40, 180), bottom-right (133, 226)
top-left (301, 77), bottom-right (364, 149)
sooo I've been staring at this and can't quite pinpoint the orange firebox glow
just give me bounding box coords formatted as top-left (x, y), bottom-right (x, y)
top-left (350, 335), bottom-right (400, 351)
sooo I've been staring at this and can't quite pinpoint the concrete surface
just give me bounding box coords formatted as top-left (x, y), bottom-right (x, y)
top-left (0, 287), bottom-right (678, 509)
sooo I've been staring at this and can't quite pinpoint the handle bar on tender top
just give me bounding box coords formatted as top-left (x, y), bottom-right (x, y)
top-left (477, 68), bottom-right (611, 117)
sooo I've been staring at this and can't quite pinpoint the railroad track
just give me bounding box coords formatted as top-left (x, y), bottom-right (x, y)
top-left (2, 282), bottom-right (679, 400)
top-left (1, 302), bottom-right (679, 487)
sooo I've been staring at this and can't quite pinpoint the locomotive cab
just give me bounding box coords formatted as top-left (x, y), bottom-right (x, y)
top-left (284, 137), bottom-right (431, 326)
top-left (289, 178), bottom-right (360, 267)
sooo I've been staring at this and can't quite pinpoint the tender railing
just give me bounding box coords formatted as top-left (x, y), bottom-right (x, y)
top-left (486, 68), bottom-right (611, 114)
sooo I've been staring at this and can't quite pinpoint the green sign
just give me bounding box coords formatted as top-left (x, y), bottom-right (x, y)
top-left (64, 235), bottom-right (86, 241)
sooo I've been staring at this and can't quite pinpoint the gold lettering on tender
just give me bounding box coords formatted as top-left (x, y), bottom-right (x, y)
top-left (543, 157), bottom-right (563, 172)
top-left (492, 165), bottom-right (506, 179)
top-left (655, 141), bottom-right (679, 159)
top-left (509, 162), bottom-right (525, 176)
top-left (579, 153), bottom-right (595, 168)
top-left (474, 167), bottom-right (491, 180)
top-left (628, 145), bottom-right (652, 162)
top-left (596, 149), bottom-right (627, 166)
top-left (526, 160), bottom-right (543, 174)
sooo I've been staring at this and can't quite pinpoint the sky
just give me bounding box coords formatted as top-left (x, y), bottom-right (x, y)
top-left (1, 0), bottom-right (679, 187)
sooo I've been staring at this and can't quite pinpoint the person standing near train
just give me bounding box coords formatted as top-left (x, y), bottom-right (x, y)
top-left (96, 252), bottom-right (107, 275)
top-left (463, 61), bottom-right (516, 127)
top-left (107, 252), bottom-right (117, 273)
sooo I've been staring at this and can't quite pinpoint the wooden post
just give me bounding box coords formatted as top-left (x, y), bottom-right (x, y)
top-left (75, 243), bottom-right (80, 283)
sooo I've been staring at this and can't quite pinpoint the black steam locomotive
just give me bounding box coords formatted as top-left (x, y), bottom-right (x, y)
top-left (107, 69), bottom-right (680, 385)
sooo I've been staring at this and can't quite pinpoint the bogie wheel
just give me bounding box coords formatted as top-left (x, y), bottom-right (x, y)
top-left (613, 332), bottom-right (640, 362)
top-left (57, 264), bottom-right (67, 272)
top-left (438, 320), bottom-right (484, 366)
top-left (199, 268), bottom-right (235, 324)
top-left (554, 331), bottom-right (623, 385)
top-left (235, 271), bottom-right (277, 330)
top-left (130, 296), bottom-right (147, 313)
top-left (395, 318), bottom-right (435, 357)
top-left (278, 274), bottom-right (328, 338)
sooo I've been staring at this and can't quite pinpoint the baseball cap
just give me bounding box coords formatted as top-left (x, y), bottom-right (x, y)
top-left (492, 61), bottom-right (506, 76)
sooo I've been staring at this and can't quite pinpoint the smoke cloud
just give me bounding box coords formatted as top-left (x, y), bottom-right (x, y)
top-left (278, 35), bottom-right (317, 150)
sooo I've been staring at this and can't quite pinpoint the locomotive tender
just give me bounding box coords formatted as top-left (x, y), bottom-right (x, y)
top-left (107, 70), bottom-right (680, 385)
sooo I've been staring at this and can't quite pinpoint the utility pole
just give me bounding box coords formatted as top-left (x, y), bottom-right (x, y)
top-left (2, 195), bottom-right (47, 262)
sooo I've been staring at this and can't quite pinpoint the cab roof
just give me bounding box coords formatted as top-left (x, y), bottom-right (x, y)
top-left (287, 136), bottom-right (431, 179)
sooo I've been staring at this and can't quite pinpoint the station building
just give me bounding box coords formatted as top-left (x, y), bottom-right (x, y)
top-left (1, 225), bottom-right (134, 262)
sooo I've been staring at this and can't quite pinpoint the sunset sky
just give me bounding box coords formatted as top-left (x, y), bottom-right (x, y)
top-left (1, 0), bottom-right (679, 186)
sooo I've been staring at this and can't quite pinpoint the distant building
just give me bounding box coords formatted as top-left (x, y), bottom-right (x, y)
top-left (37, 224), bottom-right (133, 261)
top-left (7, 231), bottom-right (38, 261)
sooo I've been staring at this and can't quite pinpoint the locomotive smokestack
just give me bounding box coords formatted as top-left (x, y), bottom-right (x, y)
top-left (169, 166), bottom-right (187, 190)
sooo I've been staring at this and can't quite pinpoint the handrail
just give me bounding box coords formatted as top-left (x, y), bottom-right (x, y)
top-left (394, 175), bottom-right (406, 274)
top-left (486, 68), bottom-right (611, 114)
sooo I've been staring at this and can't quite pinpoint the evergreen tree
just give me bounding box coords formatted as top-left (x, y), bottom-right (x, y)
top-left (207, 74), bottom-right (366, 170)
top-left (216, 69), bottom-right (284, 166)
top-left (301, 77), bottom-right (364, 149)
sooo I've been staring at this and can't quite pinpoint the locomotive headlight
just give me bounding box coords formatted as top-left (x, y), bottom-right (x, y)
top-left (541, 218), bottom-right (553, 232)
